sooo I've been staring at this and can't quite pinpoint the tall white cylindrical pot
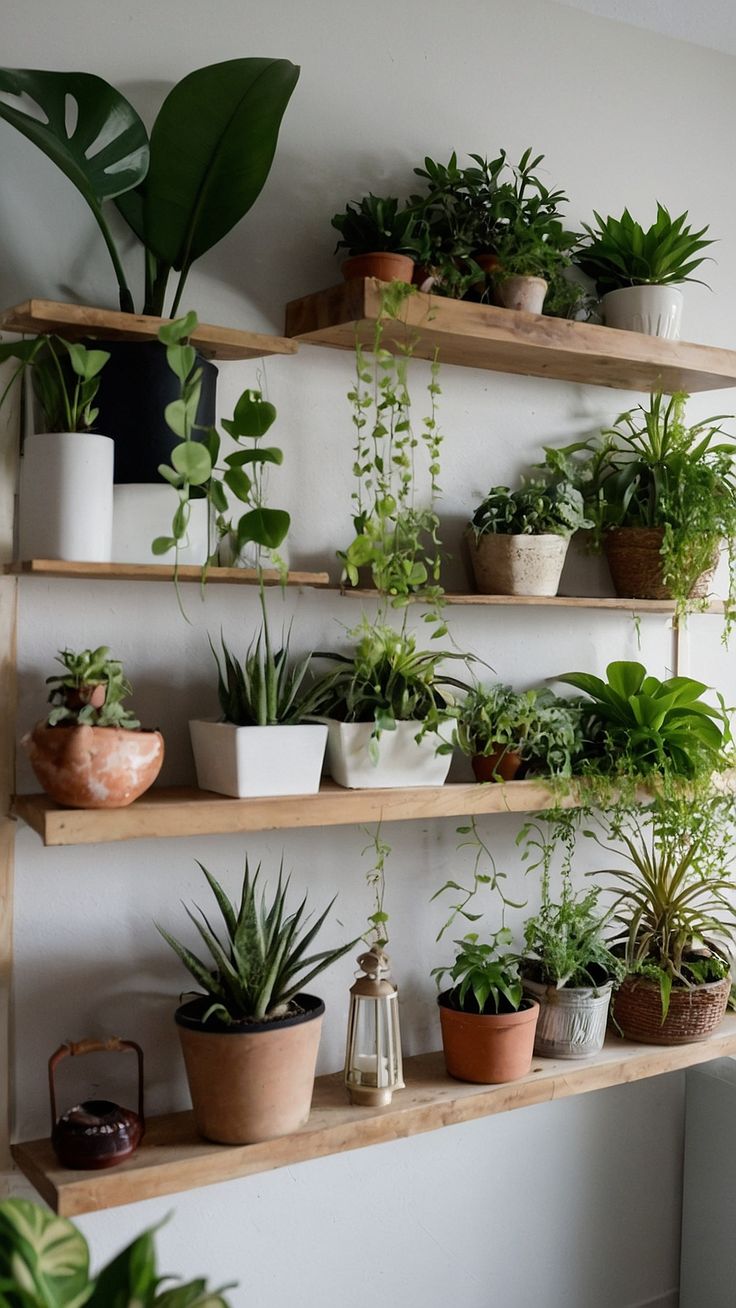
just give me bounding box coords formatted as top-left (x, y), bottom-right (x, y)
top-left (18, 432), bottom-right (114, 562)
top-left (601, 285), bottom-right (683, 339)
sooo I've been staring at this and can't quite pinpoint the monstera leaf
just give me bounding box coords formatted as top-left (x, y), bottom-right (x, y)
top-left (0, 1200), bottom-right (91, 1308)
top-left (117, 58), bottom-right (299, 314)
top-left (0, 69), bottom-right (149, 311)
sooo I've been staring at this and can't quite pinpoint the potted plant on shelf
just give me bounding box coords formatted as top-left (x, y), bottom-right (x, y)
top-left (190, 620), bottom-right (328, 798)
top-left (331, 194), bottom-right (427, 283)
top-left (409, 150), bottom-right (507, 299)
top-left (432, 927), bottom-right (539, 1083)
top-left (309, 621), bottom-right (469, 789)
top-left (0, 1198), bottom-right (235, 1305)
top-left (449, 682), bottom-right (584, 782)
top-left (589, 798), bottom-right (736, 1045)
top-left (0, 335), bottom-right (112, 562)
top-left (158, 858), bottom-right (356, 1144)
top-left (491, 148), bottom-right (579, 314)
top-left (578, 203), bottom-right (713, 338)
top-left (551, 392), bottom-right (736, 624)
top-left (521, 885), bottom-right (624, 1058)
top-left (0, 60), bottom-right (299, 482)
top-left (466, 476), bottom-right (590, 596)
top-left (23, 646), bottom-right (164, 808)
top-left (338, 281), bottom-right (445, 617)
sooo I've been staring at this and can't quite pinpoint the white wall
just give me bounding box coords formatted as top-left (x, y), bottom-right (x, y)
top-left (4, 1), bottom-right (736, 1304)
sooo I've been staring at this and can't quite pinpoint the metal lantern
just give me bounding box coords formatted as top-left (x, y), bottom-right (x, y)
top-left (344, 949), bottom-right (404, 1107)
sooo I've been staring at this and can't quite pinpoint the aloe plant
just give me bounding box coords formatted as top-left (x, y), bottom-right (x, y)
top-left (0, 60), bottom-right (299, 315)
top-left (211, 604), bottom-right (318, 728)
top-left (579, 204), bottom-right (713, 292)
top-left (157, 859), bottom-right (356, 1023)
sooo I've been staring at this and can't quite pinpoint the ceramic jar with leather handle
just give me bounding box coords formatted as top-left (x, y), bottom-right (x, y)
top-left (48, 1036), bottom-right (145, 1169)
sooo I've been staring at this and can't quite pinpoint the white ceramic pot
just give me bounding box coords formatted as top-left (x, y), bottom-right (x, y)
top-left (466, 531), bottom-right (570, 597)
top-left (497, 275), bottom-right (548, 314)
top-left (324, 719), bottom-right (452, 789)
top-left (601, 285), bottom-right (683, 339)
top-left (18, 432), bottom-right (114, 562)
top-left (189, 720), bottom-right (328, 798)
top-left (113, 485), bottom-right (210, 565)
top-left (522, 977), bottom-right (613, 1059)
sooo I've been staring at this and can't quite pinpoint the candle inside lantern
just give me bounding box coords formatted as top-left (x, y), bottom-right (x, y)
top-left (352, 1053), bottom-right (389, 1084)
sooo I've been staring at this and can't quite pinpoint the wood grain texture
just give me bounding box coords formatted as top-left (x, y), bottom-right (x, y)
top-left (340, 588), bottom-right (726, 614)
top-left (13, 1019), bottom-right (736, 1215)
top-left (285, 279), bottom-right (736, 393)
top-left (12, 779), bottom-right (587, 846)
top-left (0, 300), bottom-right (298, 362)
top-left (3, 560), bottom-right (330, 587)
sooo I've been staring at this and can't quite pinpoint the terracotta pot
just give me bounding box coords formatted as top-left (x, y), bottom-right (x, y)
top-left (604, 526), bottom-right (719, 601)
top-left (611, 975), bottom-right (730, 1046)
top-left (438, 992), bottom-right (539, 1083)
top-left (342, 253), bottom-right (415, 283)
top-left (23, 722), bottom-right (164, 808)
top-left (497, 275), bottom-right (548, 314)
top-left (176, 994), bottom-right (324, 1144)
top-left (472, 748), bottom-right (523, 782)
top-left (466, 530), bottom-right (570, 597)
top-left (522, 976), bottom-right (613, 1058)
top-left (474, 252), bottom-right (500, 276)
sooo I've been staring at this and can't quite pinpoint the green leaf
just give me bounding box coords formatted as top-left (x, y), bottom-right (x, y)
top-left (222, 390), bottom-right (277, 440)
top-left (236, 507), bottom-right (290, 550)
top-left (63, 342), bottom-right (110, 382)
top-left (152, 536), bottom-right (176, 555)
top-left (158, 311), bottom-right (198, 346)
top-left (0, 1199), bottom-right (91, 1308)
top-left (224, 446), bottom-right (283, 468)
top-left (223, 467), bottom-right (252, 502)
top-left (171, 442), bottom-right (212, 485)
top-left (87, 1227), bottom-right (158, 1307)
top-left (129, 59), bottom-right (299, 274)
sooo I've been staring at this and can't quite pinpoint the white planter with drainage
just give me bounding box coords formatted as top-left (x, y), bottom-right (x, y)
top-left (324, 719), bottom-right (452, 789)
top-left (601, 285), bottom-right (683, 339)
top-left (189, 720), bottom-right (328, 798)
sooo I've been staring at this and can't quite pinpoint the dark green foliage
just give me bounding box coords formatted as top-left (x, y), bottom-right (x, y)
top-left (449, 683), bottom-right (584, 778)
top-left (579, 204), bottom-right (713, 293)
top-left (331, 194), bottom-right (425, 258)
top-left (470, 479), bottom-right (590, 538)
top-left (522, 887), bottom-right (624, 989)
top-left (0, 336), bottom-right (109, 433)
top-left (432, 927), bottom-right (523, 1014)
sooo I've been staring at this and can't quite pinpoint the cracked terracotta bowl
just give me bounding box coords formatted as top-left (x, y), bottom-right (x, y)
top-left (23, 722), bottom-right (164, 808)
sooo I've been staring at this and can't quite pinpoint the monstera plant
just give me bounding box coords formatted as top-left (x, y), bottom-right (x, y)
top-left (0, 60), bottom-right (299, 315)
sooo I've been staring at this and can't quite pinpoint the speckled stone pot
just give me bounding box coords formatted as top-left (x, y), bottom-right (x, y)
top-left (467, 531), bottom-right (570, 596)
top-left (24, 722), bottom-right (164, 808)
top-left (497, 275), bottom-right (548, 314)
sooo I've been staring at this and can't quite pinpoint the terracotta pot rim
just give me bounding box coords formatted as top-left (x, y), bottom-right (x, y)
top-left (175, 992), bottom-right (325, 1036)
top-left (437, 991), bottom-right (538, 1023)
top-left (39, 721), bottom-right (161, 735)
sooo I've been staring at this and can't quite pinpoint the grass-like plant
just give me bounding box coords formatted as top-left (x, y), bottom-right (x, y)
top-left (331, 193), bottom-right (425, 259)
top-left (157, 858), bottom-right (356, 1024)
top-left (448, 683), bottom-right (584, 778)
top-left (522, 886), bottom-right (624, 989)
top-left (579, 203), bottom-right (713, 292)
top-left (470, 479), bottom-right (590, 538)
top-left (432, 926), bottom-right (523, 1014)
top-left (45, 647), bottom-right (140, 729)
top-left (211, 589), bottom-right (319, 727)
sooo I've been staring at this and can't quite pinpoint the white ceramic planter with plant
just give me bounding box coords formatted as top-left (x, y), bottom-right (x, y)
top-left (579, 203), bottom-right (713, 340)
top-left (466, 478), bottom-right (591, 597)
top-left (1, 336), bottom-right (114, 562)
top-left (323, 718), bottom-right (451, 789)
top-left (191, 720), bottom-right (328, 798)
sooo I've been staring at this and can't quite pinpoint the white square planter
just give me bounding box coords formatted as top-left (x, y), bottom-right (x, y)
top-left (189, 721), bottom-right (328, 798)
top-left (324, 719), bottom-right (452, 789)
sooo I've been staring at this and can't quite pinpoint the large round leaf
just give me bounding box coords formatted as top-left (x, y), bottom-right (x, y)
top-left (0, 1199), bottom-right (91, 1308)
top-left (137, 59), bottom-right (299, 272)
top-left (236, 507), bottom-right (290, 551)
top-left (0, 69), bottom-right (149, 206)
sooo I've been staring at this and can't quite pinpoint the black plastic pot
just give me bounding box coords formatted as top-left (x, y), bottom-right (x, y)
top-left (85, 340), bottom-right (218, 483)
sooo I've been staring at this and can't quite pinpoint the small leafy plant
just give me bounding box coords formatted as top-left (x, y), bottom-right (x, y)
top-left (0, 1196), bottom-right (234, 1306)
top-left (558, 660), bottom-right (731, 782)
top-left (157, 858), bottom-right (356, 1024)
top-left (45, 647), bottom-right (140, 729)
top-left (448, 683), bottom-right (584, 778)
top-left (470, 479), bottom-right (590, 538)
top-left (0, 336), bottom-right (109, 432)
top-left (410, 150), bottom-right (507, 297)
top-left (331, 194), bottom-right (425, 259)
top-left (432, 926), bottom-right (523, 1014)
top-left (522, 886), bottom-right (624, 989)
top-left (491, 148), bottom-right (578, 286)
top-left (579, 204), bottom-right (713, 292)
top-left (310, 620), bottom-right (469, 759)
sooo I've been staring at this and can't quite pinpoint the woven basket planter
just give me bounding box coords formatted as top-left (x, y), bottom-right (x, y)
top-left (611, 974), bottom-right (730, 1046)
top-left (604, 527), bottom-right (718, 601)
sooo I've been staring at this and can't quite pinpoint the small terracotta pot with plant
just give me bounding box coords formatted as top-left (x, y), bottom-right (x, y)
top-left (331, 193), bottom-right (426, 283)
top-left (448, 682), bottom-right (584, 783)
top-left (158, 858), bottom-right (357, 1144)
top-left (23, 646), bottom-right (163, 809)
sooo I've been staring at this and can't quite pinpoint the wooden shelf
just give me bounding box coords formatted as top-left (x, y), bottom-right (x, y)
top-left (0, 300), bottom-right (297, 362)
top-left (340, 588), bottom-right (726, 614)
top-left (14, 1019), bottom-right (736, 1216)
top-left (285, 279), bottom-right (736, 393)
top-left (4, 560), bottom-right (330, 587)
top-left (13, 779), bottom-right (587, 847)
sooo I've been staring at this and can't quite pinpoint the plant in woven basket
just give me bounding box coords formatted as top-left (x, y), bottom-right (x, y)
top-left (157, 858), bottom-right (357, 1024)
top-left (578, 204), bottom-right (713, 293)
top-left (546, 392), bottom-right (736, 627)
top-left (45, 646), bottom-right (140, 729)
top-left (585, 797), bottom-right (736, 1018)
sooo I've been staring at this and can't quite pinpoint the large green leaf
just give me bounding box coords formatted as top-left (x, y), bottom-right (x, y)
top-left (0, 1200), bottom-right (91, 1308)
top-left (120, 59), bottom-right (298, 279)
